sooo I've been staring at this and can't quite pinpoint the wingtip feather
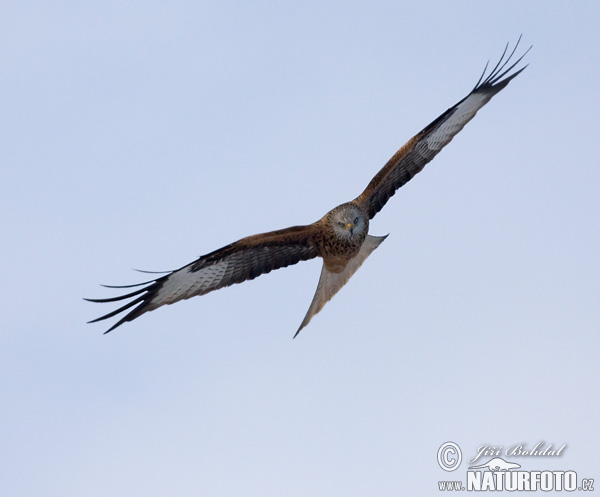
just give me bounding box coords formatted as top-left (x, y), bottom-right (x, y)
top-left (474, 38), bottom-right (531, 92)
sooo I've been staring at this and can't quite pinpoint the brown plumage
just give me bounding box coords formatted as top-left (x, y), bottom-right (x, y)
top-left (86, 40), bottom-right (530, 336)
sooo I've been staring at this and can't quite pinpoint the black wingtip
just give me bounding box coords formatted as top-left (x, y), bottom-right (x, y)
top-left (86, 318), bottom-right (118, 334)
top-left (98, 299), bottom-right (148, 334)
top-left (86, 268), bottom-right (171, 333)
top-left (83, 286), bottom-right (148, 303)
top-left (101, 323), bottom-right (119, 334)
top-left (100, 277), bottom-right (159, 289)
top-left (474, 37), bottom-right (532, 92)
top-left (133, 268), bottom-right (172, 274)
top-left (472, 60), bottom-right (490, 91)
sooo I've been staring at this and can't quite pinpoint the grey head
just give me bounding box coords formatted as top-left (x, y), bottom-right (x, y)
top-left (326, 203), bottom-right (368, 241)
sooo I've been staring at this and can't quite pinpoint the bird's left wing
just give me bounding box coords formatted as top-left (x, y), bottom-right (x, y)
top-left (355, 40), bottom-right (530, 220)
top-left (86, 225), bottom-right (320, 333)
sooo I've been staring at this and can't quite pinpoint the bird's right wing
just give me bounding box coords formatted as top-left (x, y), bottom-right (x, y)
top-left (355, 39), bottom-right (530, 220)
top-left (86, 225), bottom-right (320, 333)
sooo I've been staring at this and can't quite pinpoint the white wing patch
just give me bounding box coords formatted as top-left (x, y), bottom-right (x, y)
top-left (426, 92), bottom-right (491, 151)
top-left (149, 260), bottom-right (230, 309)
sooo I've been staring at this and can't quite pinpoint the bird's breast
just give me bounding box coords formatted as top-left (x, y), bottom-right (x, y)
top-left (318, 231), bottom-right (366, 273)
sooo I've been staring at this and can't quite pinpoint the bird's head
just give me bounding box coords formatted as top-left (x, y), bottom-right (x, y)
top-left (328, 203), bottom-right (368, 240)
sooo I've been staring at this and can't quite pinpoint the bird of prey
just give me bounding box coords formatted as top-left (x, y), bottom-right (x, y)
top-left (87, 40), bottom-right (529, 336)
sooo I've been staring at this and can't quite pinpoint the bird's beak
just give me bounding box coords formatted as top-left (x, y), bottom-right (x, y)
top-left (346, 222), bottom-right (352, 230)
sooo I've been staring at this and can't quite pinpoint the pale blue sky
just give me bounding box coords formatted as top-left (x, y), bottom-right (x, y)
top-left (1, 2), bottom-right (599, 495)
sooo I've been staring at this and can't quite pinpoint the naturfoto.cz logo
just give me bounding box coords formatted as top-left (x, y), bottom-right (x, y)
top-left (436, 441), bottom-right (595, 492)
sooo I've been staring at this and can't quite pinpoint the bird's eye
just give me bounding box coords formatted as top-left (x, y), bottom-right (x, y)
top-left (354, 217), bottom-right (359, 224)
top-left (339, 222), bottom-right (345, 228)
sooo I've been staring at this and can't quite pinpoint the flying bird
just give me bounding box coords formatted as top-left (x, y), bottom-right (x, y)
top-left (87, 40), bottom-right (530, 336)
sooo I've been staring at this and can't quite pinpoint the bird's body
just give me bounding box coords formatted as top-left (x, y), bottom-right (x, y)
top-left (87, 40), bottom-right (530, 336)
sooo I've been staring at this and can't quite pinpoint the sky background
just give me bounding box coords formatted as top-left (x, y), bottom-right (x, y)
top-left (1, 1), bottom-right (599, 495)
